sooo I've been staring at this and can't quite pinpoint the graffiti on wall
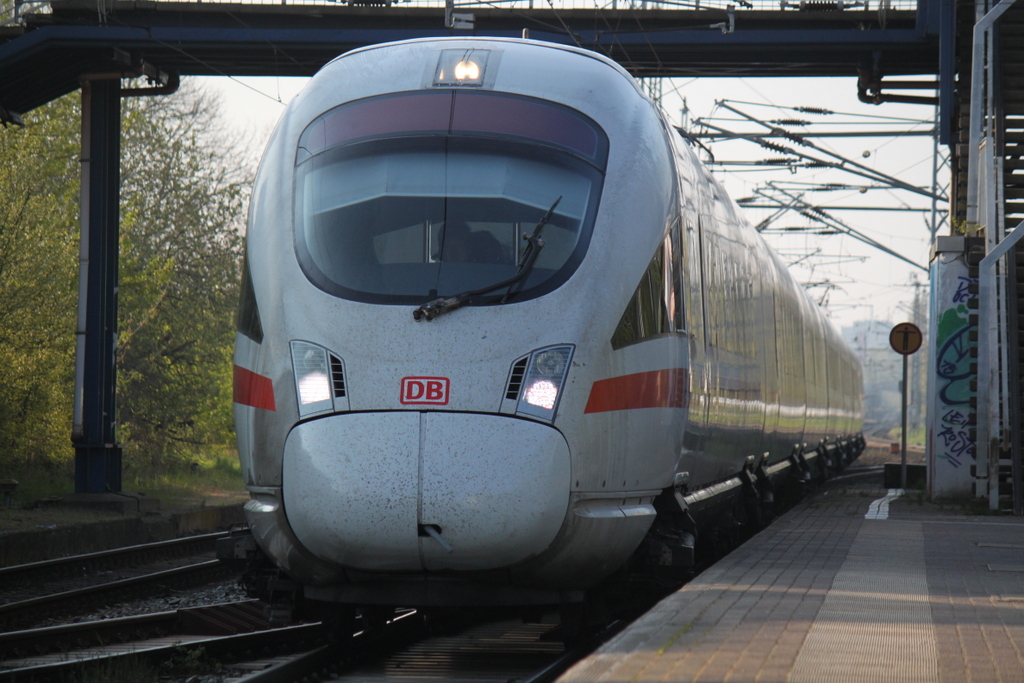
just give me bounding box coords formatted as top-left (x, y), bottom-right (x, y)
top-left (934, 276), bottom-right (976, 468)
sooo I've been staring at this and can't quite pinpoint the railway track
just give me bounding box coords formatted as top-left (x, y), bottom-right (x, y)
top-left (864, 435), bottom-right (924, 452)
top-left (827, 464), bottom-right (887, 484)
top-left (0, 605), bottom-right (421, 682)
top-left (0, 531), bottom-right (227, 587)
top-left (0, 600), bottom-right (270, 660)
top-left (0, 532), bottom-right (237, 631)
top-left (0, 476), bottom-right (863, 682)
top-left (225, 610), bottom-right (629, 683)
top-left (0, 600), bottom-right (323, 682)
top-left (1, 599), bottom-right (628, 683)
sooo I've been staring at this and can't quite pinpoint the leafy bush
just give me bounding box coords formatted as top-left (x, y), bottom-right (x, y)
top-left (0, 82), bottom-right (248, 487)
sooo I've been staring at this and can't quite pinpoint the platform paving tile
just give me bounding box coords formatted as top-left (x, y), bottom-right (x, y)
top-left (558, 489), bottom-right (1024, 683)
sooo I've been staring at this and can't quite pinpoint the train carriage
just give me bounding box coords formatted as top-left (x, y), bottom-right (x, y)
top-left (231, 37), bottom-right (865, 609)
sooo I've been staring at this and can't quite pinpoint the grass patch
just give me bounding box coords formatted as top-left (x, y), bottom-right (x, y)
top-left (3, 445), bottom-right (246, 512)
top-left (123, 447), bottom-right (246, 509)
top-left (2, 471), bottom-right (75, 502)
top-left (886, 425), bottom-right (926, 448)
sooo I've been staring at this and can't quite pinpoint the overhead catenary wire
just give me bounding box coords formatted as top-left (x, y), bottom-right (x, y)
top-left (716, 102), bottom-right (944, 197)
top-left (718, 98), bottom-right (935, 122)
top-left (675, 91), bottom-right (937, 288)
top-left (750, 183), bottom-right (927, 272)
top-left (693, 114), bottom-right (945, 201)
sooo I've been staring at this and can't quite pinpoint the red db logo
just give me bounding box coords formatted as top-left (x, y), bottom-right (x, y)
top-left (400, 377), bottom-right (450, 405)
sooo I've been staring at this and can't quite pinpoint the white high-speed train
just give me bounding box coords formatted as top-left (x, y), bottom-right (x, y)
top-left (231, 37), bottom-right (864, 609)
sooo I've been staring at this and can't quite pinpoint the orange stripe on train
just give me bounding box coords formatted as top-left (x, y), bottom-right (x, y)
top-left (233, 365), bottom-right (277, 411)
top-left (584, 368), bottom-right (688, 414)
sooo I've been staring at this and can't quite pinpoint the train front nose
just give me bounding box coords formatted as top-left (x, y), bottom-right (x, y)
top-left (282, 412), bottom-right (570, 573)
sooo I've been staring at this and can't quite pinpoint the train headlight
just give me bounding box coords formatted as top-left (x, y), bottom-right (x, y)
top-left (524, 379), bottom-right (559, 410)
top-left (534, 349), bottom-right (566, 377)
top-left (290, 341), bottom-right (334, 417)
top-left (517, 345), bottom-right (574, 421)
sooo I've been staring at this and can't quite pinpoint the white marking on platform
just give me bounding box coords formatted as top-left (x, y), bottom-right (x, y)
top-left (790, 520), bottom-right (937, 683)
top-left (864, 489), bottom-right (904, 519)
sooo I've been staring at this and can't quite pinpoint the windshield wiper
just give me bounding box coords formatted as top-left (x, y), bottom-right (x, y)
top-left (413, 196), bottom-right (562, 322)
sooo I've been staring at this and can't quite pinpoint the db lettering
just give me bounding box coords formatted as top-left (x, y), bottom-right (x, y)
top-left (405, 381), bottom-right (443, 401)
top-left (400, 377), bottom-right (450, 405)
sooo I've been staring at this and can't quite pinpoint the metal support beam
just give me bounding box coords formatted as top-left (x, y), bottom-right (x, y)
top-left (977, 219), bottom-right (1024, 510)
top-left (72, 78), bottom-right (122, 493)
top-left (1008, 243), bottom-right (1023, 516)
top-left (938, 0), bottom-right (957, 145)
top-left (966, 0), bottom-right (1018, 229)
top-left (967, 0), bottom-right (1019, 509)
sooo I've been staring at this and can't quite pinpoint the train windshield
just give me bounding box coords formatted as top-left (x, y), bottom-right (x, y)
top-left (293, 93), bottom-right (605, 306)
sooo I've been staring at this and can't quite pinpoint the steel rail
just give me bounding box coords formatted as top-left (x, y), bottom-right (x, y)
top-left (0, 611), bottom-right (180, 660)
top-left (0, 559), bottom-right (231, 630)
top-left (0, 530), bottom-right (227, 580)
top-left (232, 610), bottom-right (426, 683)
top-left (231, 609), bottom-right (637, 683)
top-left (518, 618), bottom-right (630, 683)
top-left (0, 620), bottom-right (324, 682)
top-left (0, 599), bottom-right (270, 660)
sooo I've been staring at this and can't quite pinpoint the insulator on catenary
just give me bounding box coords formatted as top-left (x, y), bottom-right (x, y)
top-left (759, 140), bottom-right (790, 153)
top-left (762, 158), bottom-right (797, 165)
top-left (770, 119), bottom-right (811, 126)
top-left (796, 106), bottom-right (834, 115)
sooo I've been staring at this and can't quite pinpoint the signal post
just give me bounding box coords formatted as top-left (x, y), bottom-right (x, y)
top-left (891, 322), bottom-right (923, 490)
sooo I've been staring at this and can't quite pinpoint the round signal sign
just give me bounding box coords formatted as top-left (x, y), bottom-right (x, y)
top-left (889, 322), bottom-right (923, 355)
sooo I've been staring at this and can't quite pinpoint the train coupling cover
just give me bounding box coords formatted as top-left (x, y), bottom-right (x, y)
top-left (216, 527), bottom-right (258, 563)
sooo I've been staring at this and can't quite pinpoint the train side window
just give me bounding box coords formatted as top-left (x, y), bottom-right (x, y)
top-left (237, 254), bottom-right (264, 344)
top-left (611, 290), bottom-right (641, 350)
top-left (636, 247), bottom-right (664, 337)
top-left (668, 219), bottom-right (685, 333)
top-left (610, 238), bottom-right (677, 350)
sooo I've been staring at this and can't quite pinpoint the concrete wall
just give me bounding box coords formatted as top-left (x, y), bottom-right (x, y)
top-left (928, 237), bottom-right (977, 498)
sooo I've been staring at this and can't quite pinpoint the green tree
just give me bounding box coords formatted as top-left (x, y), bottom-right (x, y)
top-left (0, 95), bottom-right (80, 470)
top-left (0, 82), bottom-right (247, 481)
top-left (117, 84), bottom-right (247, 475)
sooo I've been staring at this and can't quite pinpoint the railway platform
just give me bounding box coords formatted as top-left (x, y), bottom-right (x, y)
top-left (559, 475), bottom-right (1024, 683)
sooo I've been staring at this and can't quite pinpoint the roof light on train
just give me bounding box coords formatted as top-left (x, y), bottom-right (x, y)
top-left (454, 60), bottom-right (481, 82)
top-left (290, 340), bottom-right (335, 417)
top-left (516, 345), bottom-right (574, 421)
top-left (433, 49), bottom-right (489, 87)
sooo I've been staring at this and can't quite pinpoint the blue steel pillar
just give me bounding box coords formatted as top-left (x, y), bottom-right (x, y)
top-left (72, 78), bottom-right (122, 493)
top-left (937, 0), bottom-right (956, 145)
